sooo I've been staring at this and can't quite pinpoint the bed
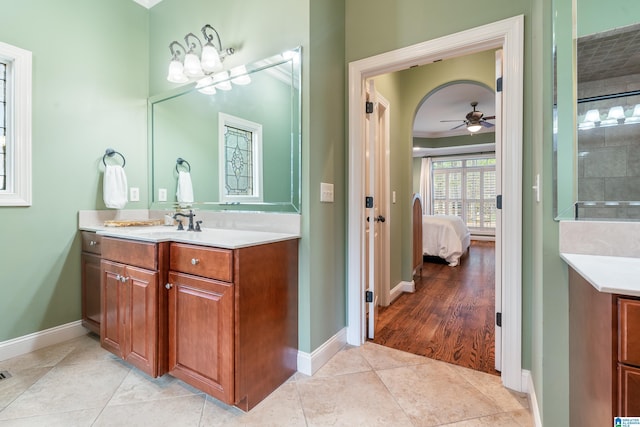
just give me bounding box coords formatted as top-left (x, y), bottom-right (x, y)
top-left (412, 195), bottom-right (471, 267)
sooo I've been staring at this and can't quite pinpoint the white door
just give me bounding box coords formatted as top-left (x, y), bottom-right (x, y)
top-left (365, 80), bottom-right (385, 340)
top-left (494, 49), bottom-right (504, 372)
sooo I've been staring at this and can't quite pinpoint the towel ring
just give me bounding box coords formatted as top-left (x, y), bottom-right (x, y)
top-left (102, 148), bottom-right (126, 167)
top-left (176, 157), bottom-right (191, 173)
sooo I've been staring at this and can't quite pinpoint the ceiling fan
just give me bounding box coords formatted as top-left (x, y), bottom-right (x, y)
top-left (441, 101), bottom-right (495, 132)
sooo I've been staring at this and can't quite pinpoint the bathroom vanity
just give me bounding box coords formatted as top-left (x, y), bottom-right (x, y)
top-left (80, 218), bottom-right (299, 412)
top-left (562, 220), bottom-right (640, 421)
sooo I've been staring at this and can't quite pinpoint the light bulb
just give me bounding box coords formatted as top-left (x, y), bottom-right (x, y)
top-left (167, 59), bottom-right (188, 83)
top-left (583, 109), bottom-right (601, 123)
top-left (607, 106), bottom-right (625, 122)
top-left (466, 123), bottom-right (482, 133)
top-left (201, 43), bottom-right (222, 73)
top-left (183, 52), bottom-right (203, 77)
top-left (230, 65), bottom-right (251, 85)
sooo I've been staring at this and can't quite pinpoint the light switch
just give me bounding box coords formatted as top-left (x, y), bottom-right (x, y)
top-left (392, 191), bottom-right (396, 204)
top-left (130, 187), bottom-right (140, 202)
top-left (158, 188), bottom-right (167, 202)
top-left (320, 182), bottom-right (334, 203)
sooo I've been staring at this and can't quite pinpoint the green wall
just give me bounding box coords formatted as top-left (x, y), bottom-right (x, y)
top-left (0, 0), bottom-right (148, 341)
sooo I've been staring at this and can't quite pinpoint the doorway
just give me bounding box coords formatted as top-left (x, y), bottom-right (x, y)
top-left (346, 16), bottom-right (524, 392)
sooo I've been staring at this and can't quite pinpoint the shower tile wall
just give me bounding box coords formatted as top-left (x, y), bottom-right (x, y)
top-left (577, 73), bottom-right (640, 218)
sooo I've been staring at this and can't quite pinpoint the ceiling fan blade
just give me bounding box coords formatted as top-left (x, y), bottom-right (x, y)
top-left (483, 115), bottom-right (496, 120)
top-left (481, 121), bottom-right (495, 128)
top-left (440, 119), bottom-right (464, 123)
top-left (450, 123), bottom-right (466, 130)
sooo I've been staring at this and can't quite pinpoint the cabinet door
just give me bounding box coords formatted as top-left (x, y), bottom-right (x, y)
top-left (167, 271), bottom-right (234, 404)
top-left (619, 298), bottom-right (640, 366)
top-left (81, 253), bottom-right (101, 335)
top-left (101, 260), bottom-right (126, 358)
top-left (124, 265), bottom-right (159, 377)
top-left (619, 364), bottom-right (640, 416)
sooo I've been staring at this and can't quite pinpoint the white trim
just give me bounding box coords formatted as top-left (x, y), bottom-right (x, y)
top-left (0, 321), bottom-right (88, 362)
top-left (523, 370), bottom-right (542, 427)
top-left (347, 15), bottom-right (524, 392)
top-left (132, 0), bottom-right (163, 8)
top-left (296, 327), bottom-right (347, 376)
top-left (0, 41), bottom-right (32, 206)
top-left (389, 281), bottom-right (415, 304)
top-left (378, 92), bottom-right (391, 308)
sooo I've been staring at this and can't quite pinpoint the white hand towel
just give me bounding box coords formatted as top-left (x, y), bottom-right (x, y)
top-left (103, 165), bottom-right (128, 209)
top-left (176, 171), bottom-right (194, 207)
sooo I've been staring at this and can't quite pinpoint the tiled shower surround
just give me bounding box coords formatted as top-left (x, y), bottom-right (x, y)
top-left (577, 72), bottom-right (640, 219)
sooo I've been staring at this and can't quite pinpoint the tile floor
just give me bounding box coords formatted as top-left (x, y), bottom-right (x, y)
top-left (0, 334), bottom-right (533, 426)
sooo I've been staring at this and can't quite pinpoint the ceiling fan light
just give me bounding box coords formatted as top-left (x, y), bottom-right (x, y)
top-left (467, 123), bottom-right (482, 133)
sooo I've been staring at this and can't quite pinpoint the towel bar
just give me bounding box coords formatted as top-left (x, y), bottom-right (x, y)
top-left (176, 157), bottom-right (191, 173)
top-left (102, 148), bottom-right (126, 167)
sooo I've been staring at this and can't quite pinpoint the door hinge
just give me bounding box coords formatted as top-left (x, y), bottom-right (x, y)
top-left (365, 101), bottom-right (374, 114)
top-left (365, 291), bottom-right (373, 303)
top-left (496, 312), bottom-right (502, 327)
top-left (365, 196), bottom-right (373, 208)
top-left (496, 194), bottom-right (502, 210)
top-left (496, 77), bottom-right (503, 92)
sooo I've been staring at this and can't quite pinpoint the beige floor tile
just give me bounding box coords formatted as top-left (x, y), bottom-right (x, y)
top-left (0, 360), bottom-right (130, 420)
top-left (0, 339), bottom-right (78, 373)
top-left (312, 345), bottom-right (372, 378)
top-left (439, 411), bottom-right (523, 426)
top-left (93, 394), bottom-right (205, 427)
top-left (376, 363), bottom-right (502, 426)
top-left (0, 408), bottom-right (101, 427)
top-left (0, 367), bottom-right (51, 411)
top-left (204, 381), bottom-right (306, 427)
top-left (509, 408), bottom-right (535, 427)
top-left (57, 334), bottom-right (119, 367)
top-left (451, 365), bottom-right (529, 412)
top-left (359, 342), bottom-right (433, 370)
top-left (108, 368), bottom-right (203, 405)
top-left (296, 370), bottom-right (413, 427)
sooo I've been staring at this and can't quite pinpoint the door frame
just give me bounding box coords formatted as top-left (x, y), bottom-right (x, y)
top-left (346, 15), bottom-right (524, 392)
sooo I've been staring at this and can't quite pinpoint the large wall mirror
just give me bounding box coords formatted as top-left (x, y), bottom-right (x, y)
top-left (149, 48), bottom-right (301, 213)
top-left (555, 1), bottom-right (640, 220)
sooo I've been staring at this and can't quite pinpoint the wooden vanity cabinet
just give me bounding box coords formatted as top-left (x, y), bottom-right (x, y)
top-left (81, 231), bottom-right (102, 335)
top-left (100, 237), bottom-right (169, 377)
top-left (569, 267), bottom-right (640, 424)
top-left (167, 239), bottom-right (298, 411)
top-left (618, 298), bottom-right (640, 415)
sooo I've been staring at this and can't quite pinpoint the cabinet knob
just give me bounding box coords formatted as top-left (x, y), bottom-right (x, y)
top-left (120, 276), bottom-right (128, 283)
top-left (89, 240), bottom-right (98, 246)
top-left (165, 283), bottom-right (173, 289)
top-left (191, 258), bottom-right (200, 265)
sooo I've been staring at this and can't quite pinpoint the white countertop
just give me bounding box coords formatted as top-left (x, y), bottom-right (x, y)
top-left (83, 225), bottom-right (299, 249)
top-left (560, 253), bottom-right (640, 297)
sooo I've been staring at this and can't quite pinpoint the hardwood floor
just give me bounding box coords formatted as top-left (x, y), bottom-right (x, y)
top-left (372, 241), bottom-right (498, 375)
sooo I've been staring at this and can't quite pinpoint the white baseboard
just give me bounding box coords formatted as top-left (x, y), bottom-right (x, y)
top-left (522, 370), bottom-right (542, 427)
top-left (0, 321), bottom-right (89, 362)
top-left (297, 327), bottom-right (347, 376)
top-left (389, 281), bottom-right (415, 304)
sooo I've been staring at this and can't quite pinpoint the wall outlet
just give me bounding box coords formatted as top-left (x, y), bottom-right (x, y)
top-left (129, 187), bottom-right (140, 202)
top-left (320, 182), bottom-right (334, 203)
top-left (158, 188), bottom-right (167, 202)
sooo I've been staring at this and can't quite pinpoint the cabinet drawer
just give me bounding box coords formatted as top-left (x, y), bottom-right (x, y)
top-left (101, 237), bottom-right (157, 270)
top-left (81, 231), bottom-right (102, 255)
top-left (619, 363), bottom-right (640, 416)
top-left (170, 243), bottom-right (233, 282)
top-left (619, 298), bottom-right (640, 366)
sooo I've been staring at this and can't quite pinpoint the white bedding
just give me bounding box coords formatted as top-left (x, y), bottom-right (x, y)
top-left (422, 215), bottom-right (471, 266)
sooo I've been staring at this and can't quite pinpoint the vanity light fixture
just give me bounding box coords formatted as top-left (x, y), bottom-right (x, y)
top-left (195, 76), bottom-right (217, 95)
top-left (466, 122), bottom-right (483, 133)
top-left (166, 24), bottom-right (234, 84)
top-left (212, 71), bottom-right (232, 91)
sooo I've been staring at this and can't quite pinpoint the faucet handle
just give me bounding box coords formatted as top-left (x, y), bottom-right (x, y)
top-left (195, 220), bottom-right (202, 232)
top-left (176, 219), bottom-right (184, 231)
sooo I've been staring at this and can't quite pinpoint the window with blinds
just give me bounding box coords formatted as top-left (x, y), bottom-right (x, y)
top-left (432, 156), bottom-right (496, 234)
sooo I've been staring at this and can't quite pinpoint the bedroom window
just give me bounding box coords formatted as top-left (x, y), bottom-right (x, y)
top-left (432, 156), bottom-right (496, 235)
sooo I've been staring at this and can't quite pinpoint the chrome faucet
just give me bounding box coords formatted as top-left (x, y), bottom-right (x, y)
top-left (173, 210), bottom-right (197, 231)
